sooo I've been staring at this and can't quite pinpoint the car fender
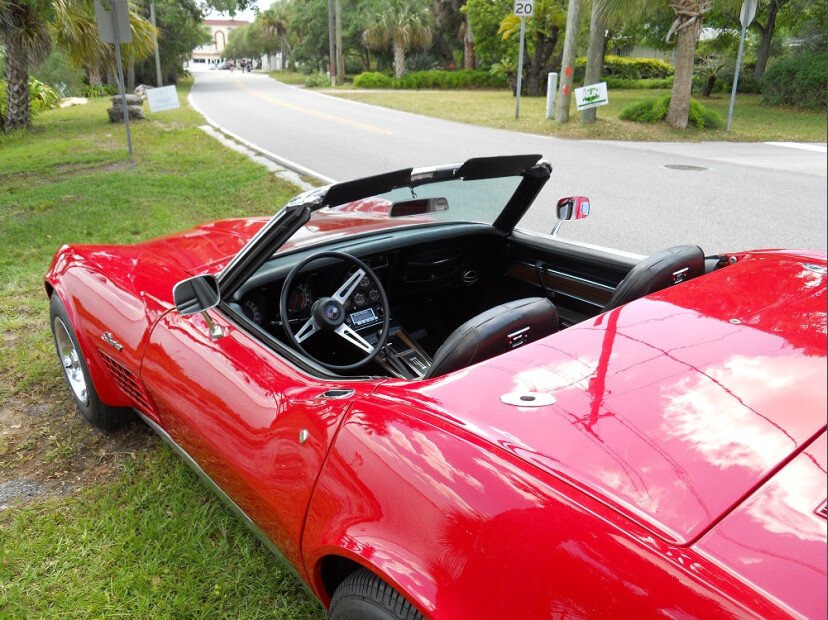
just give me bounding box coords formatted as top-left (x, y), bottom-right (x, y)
top-left (45, 243), bottom-right (188, 417)
top-left (302, 395), bottom-right (796, 619)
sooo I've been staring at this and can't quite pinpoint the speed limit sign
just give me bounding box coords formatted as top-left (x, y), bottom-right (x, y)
top-left (514, 0), bottom-right (534, 17)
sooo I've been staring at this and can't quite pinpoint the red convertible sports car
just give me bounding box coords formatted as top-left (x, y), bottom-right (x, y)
top-left (46, 155), bottom-right (826, 618)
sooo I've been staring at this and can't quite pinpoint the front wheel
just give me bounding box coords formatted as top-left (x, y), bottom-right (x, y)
top-left (50, 294), bottom-right (133, 431)
top-left (329, 568), bottom-right (423, 620)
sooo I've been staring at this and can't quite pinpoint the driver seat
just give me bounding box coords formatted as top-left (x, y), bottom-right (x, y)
top-left (425, 297), bottom-right (559, 379)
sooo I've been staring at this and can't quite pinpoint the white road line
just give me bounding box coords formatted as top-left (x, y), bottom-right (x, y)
top-left (764, 142), bottom-right (828, 153)
top-left (187, 93), bottom-right (338, 185)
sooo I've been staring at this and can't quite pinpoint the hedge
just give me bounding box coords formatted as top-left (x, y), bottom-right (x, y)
top-left (605, 76), bottom-right (673, 89)
top-left (761, 53), bottom-right (826, 109)
top-left (576, 55), bottom-right (674, 81)
top-left (353, 69), bottom-right (507, 90)
top-left (619, 94), bottom-right (723, 129)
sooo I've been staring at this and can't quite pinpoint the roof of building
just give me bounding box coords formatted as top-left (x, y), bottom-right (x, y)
top-left (204, 19), bottom-right (250, 26)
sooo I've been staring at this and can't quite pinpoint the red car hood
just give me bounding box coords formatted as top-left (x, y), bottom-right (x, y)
top-left (381, 250), bottom-right (827, 545)
top-left (134, 206), bottom-right (414, 276)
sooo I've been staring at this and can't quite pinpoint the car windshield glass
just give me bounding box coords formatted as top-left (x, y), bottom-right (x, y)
top-left (331, 175), bottom-right (523, 225)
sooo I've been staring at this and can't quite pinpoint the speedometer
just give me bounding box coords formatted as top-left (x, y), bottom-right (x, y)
top-left (288, 283), bottom-right (311, 314)
top-left (242, 300), bottom-right (262, 325)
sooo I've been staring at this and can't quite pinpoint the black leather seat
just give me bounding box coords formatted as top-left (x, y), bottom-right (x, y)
top-left (604, 245), bottom-right (704, 312)
top-left (425, 297), bottom-right (559, 379)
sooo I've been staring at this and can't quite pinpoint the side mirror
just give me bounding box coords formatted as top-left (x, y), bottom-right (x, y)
top-left (173, 274), bottom-right (223, 338)
top-left (556, 196), bottom-right (590, 221)
top-left (173, 274), bottom-right (221, 316)
top-left (389, 197), bottom-right (449, 218)
top-left (552, 196), bottom-right (590, 236)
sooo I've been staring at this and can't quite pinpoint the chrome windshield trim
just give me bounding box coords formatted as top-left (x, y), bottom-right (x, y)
top-left (515, 228), bottom-right (647, 261)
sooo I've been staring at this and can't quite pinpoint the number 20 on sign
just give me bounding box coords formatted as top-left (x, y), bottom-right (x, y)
top-left (514, 0), bottom-right (534, 16)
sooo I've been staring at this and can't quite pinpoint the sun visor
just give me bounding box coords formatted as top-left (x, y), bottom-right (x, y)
top-left (455, 154), bottom-right (543, 180)
top-left (323, 168), bottom-right (414, 208)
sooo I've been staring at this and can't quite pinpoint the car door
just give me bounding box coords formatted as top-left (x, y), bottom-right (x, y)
top-left (140, 306), bottom-right (375, 577)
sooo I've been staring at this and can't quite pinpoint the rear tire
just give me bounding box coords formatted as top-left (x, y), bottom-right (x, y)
top-left (49, 294), bottom-right (133, 431)
top-left (329, 568), bottom-right (423, 620)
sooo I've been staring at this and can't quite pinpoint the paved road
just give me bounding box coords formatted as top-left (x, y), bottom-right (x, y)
top-left (190, 70), bottom-right (827, 256)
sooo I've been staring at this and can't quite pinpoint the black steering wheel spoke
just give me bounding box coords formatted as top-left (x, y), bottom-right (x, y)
top-left (279, 251), bottom-right (390, 372)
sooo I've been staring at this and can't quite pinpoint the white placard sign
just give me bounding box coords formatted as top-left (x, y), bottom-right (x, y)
top-left (575, 82), bottom-right (608, 111)
top-left (146, 86), bottom-right (180, 113)
top-left (514, 0), bottom-right (534, 17)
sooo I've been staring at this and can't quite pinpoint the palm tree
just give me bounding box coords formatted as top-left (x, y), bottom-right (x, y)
top-left (603, 0), bottom-right (714, 129)
top-left (0, 0), bottom-right (53, 130)
top-left (363, 0), bottom-right (433, 78)
top-left (51, 0), bottom-right (156, 87)
top-left (259, 4), bottom-right (293, 69)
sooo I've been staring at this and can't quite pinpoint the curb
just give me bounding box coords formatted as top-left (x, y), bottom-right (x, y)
top-left (187, 93), bottom-right (337, 185)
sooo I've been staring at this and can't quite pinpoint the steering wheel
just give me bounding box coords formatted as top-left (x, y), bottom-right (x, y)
top-left (279, 251), bottom-right (390, 371)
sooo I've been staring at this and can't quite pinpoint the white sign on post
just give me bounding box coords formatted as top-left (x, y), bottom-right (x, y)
top-left (514, 0), bottom-right (534, 17)
top-left (146, 86), bottom-right (180, 112)
top-left (575, 82), bottom-right (608, 111)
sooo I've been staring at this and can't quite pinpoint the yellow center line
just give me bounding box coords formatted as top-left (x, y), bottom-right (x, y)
top-left (233, 78), bottom-right (393, 136)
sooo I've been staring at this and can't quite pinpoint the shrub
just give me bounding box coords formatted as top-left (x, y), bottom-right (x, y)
top-left (33, 49), bottom-right (85, 97)
top-left (604, 76), bottom-right (673, 89)
top-left (81, 83), bottom-right (117, 98)
top-left (353, 69), bottom-right (506, 90)
top-left (304, 71), bottom-right (331, 88)
top-left (575, 55), bottom-right (674, 81)
top-left (353, 71), bottom-right (395, 88)
top-left (0, 77), bottom-right (60, 124)
top-left (619, 94), bottom-right (724, 129)
top-left (761, 53), bottom-right (826, 109)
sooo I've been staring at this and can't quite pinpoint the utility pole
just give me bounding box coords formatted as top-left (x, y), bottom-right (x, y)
top-left (326, 0), bottom-right (336, 85)
top-left (149, 0), bottom-right (163, 86)
top-left (334, 0), bottom-right (344, 85)
top-left (581, 0), bottom-right (605, 123)
top-left (556, 0), bottom-right (582, 123)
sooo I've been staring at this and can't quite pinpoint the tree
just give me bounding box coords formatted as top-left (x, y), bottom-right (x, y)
top-left (363, 0), bottom-right (433, 77)
top-left (134, 0), bottom-right (210, 84)
top-left (51, 0), bottom-right (156, 86)
top-left (603, 0), bottom-right (714, 129)
top-left (0, 0), bottom-right (53, 130)
top-left (498, 0), bottom-right (567, 96)
top-left (259, 3), bottom-right (294, 68)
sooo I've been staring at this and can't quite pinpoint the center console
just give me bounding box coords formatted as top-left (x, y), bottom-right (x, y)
top-left (346, 305), bottom-right (432, 379)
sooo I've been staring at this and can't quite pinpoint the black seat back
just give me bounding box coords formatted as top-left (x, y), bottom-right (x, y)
top-left (426, 297), bottom-right (558, 379)
top-left (604, 245), bottom-right (704, 312)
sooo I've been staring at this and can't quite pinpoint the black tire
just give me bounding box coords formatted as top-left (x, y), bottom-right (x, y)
top-left (49, 294), bottom-right (133, 431)
top-left (329, 568), bottom-right (424, 620)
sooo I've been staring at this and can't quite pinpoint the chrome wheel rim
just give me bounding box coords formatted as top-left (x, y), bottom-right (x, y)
top-left (54, 317), bottom-right (88, 405)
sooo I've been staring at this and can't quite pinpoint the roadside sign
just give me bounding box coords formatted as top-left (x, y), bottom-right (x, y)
top-left (514, 0), bottom-right (534, 17)
top-left (740, 0), bottom-right (758, 28)
top-left (94, 0), bottom-right (132, 44)
top-left (575, 82), bottom-right (608, 111)
top-left (146, 86), bottom-right (180, 112)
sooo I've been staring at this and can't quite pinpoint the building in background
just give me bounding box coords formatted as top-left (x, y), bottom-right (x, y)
top-left (189, 19), bottom-right (250, 68)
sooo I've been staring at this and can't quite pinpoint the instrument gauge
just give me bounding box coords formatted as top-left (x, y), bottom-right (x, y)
top-left (354, 292), bottom-right (367, 306)
top-left (288, 283), bottom-right (312, 315)
top-left (359, 275), bottom-right (370, 288)
top-left (368, 289), bottom-right (380, 302)
top-left (242, 300), bottom-right (262, 325)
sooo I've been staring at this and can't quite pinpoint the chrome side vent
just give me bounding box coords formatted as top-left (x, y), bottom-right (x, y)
top-left (463, 270), bottom-right (478, 285)
top-left (99, 351), bottom-right (152, 413)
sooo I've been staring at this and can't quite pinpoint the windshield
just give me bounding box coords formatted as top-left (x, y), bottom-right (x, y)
top-left (331, 175), bottom-right (524, 226)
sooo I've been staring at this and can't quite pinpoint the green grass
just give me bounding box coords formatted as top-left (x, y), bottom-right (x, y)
top-left (0, 446), bottom-right (324, 618)
top-left (0, 80), bottom-right (323, 617)
top-left (268, 70), bottom-right (313, 86)
top-left (329, 88), bottom-right (828, 142)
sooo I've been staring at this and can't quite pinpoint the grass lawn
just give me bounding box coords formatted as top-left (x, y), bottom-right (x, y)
top-left (0, 81), bottom-right (324, 618)
top-left (329, 88), bottom-right (827, 142)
